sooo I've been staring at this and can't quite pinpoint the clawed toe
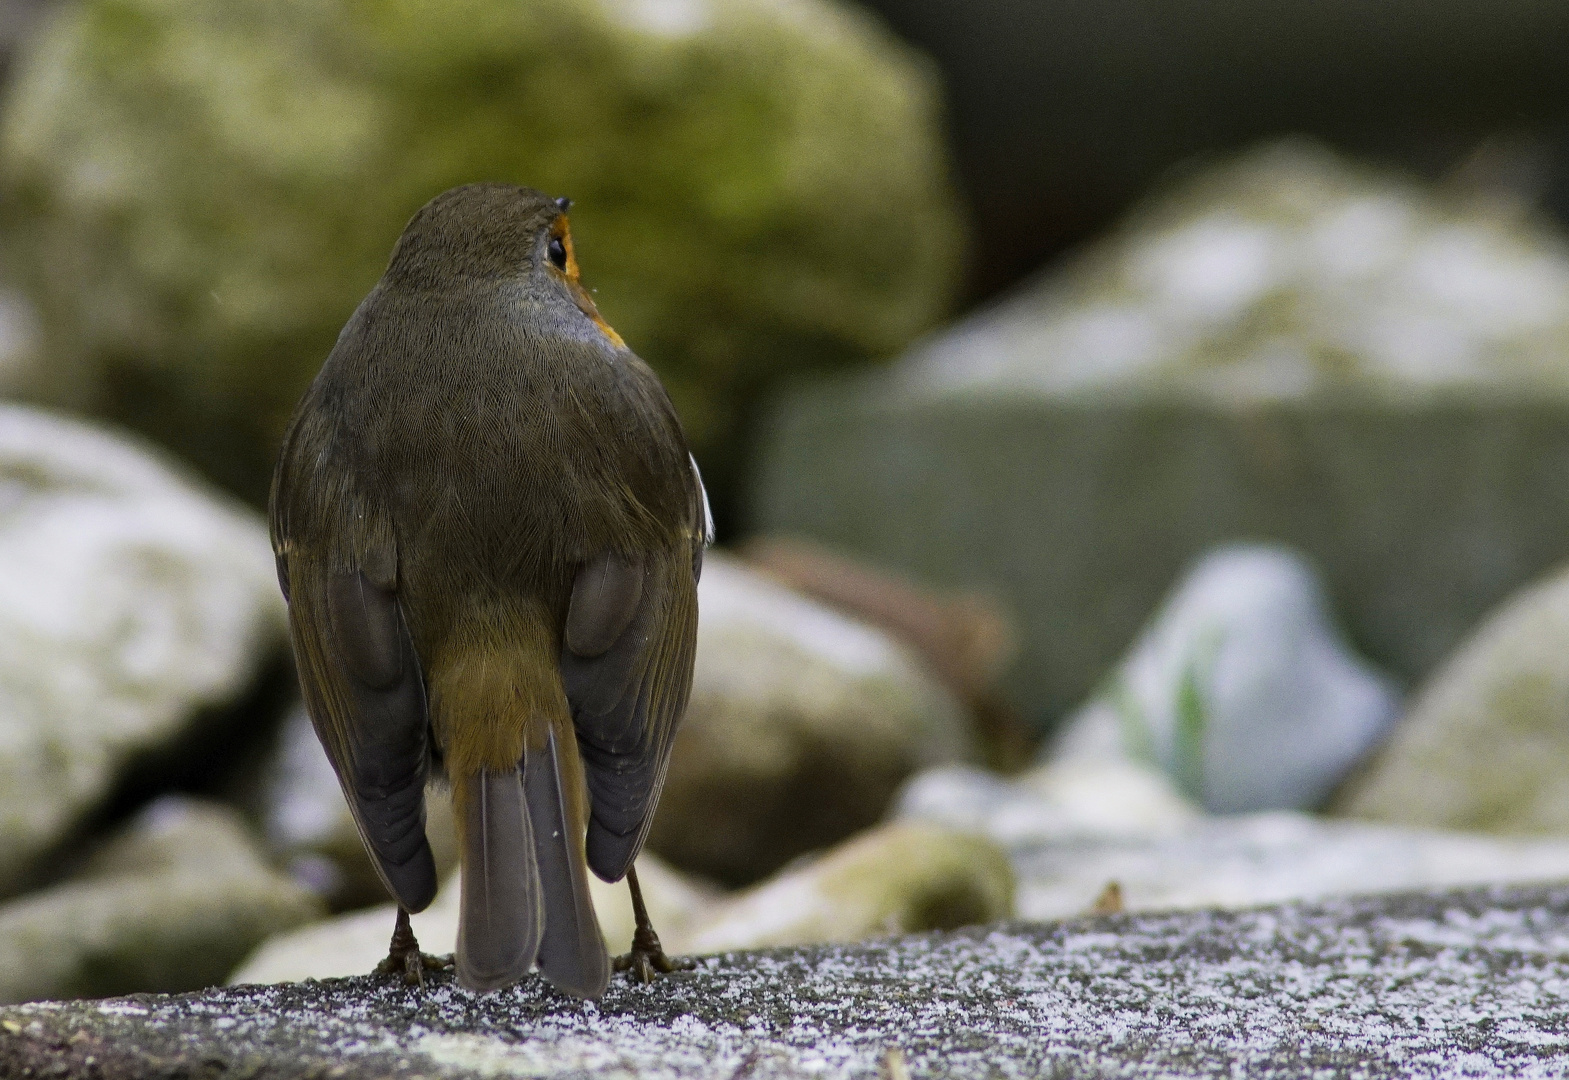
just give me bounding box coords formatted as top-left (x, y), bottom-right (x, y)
top-left (377, 907), bottom-right (451, 987)
top-left (614, 944), bottom-right (695, 984)
top-left (611, 865), bottom-right (695, 985)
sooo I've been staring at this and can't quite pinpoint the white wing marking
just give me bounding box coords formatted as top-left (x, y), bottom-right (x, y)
top-left (690, 453), bottom-right (714, 545)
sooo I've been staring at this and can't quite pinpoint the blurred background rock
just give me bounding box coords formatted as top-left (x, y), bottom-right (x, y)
top-left (0, 403), bottom-right (287, 897)
top-left (0, 0), bottom-right (1568, 1013)
top-left (755, 141), bottom-right (1569, 729)
top-left (850, 0), bottom-right (1569, 299)
top-left (0, 797), bottom-right (321, 1004)
top-left (1053, 544), bottom-right (1400, 814)
top-left (1328, 562), bottom-right (1569, 833)
top-left (0, 0), bottom-right (964, 524)
top-left (645, 551), bottom-right (973, 885)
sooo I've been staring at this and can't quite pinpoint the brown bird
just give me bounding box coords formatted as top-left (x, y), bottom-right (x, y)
top-left (269, 183), bottom-right (710, 998)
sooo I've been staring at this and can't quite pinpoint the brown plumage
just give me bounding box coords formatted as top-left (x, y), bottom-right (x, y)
top-left (269, 183), bottom-right (709, 998)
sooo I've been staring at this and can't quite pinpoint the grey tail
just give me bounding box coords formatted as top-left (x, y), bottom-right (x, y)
top-left (455, 768), bottom-right (543, 992)
top-left (524, 726), bottom-right (610, 999)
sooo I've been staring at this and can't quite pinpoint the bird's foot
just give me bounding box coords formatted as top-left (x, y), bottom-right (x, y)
top-left (375, 947), bottom-right (452, 987)
top-left (613, 923), bottom-right (695, 984)
top-left (375, 907), bottom-right (453, 987)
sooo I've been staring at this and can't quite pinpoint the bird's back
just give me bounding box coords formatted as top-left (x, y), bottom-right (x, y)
top-left (271, 183), bottom-right (704, 999)
top-left (321, 281), bottom-right (691, 606)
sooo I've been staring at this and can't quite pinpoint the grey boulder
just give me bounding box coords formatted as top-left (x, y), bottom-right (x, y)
top-left (0, 404), bottom-right (285, 891)
top-left (1054, 543), bottom-right (1400, 812)
top-left (752, 140), bottom-right (1569, 731)
top-left (0, 796), bottom-right (322, 1004)
top-left (646, 552), bottom-right (972, 884)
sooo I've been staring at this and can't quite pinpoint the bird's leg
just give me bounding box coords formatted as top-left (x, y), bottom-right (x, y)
top-left (613, 865), bottom-right (695, 983)
top-left (374, 906), bottom-right (451, 986)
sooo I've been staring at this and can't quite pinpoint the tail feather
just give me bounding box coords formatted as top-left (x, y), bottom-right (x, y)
top-left (455, 768), bottom-right (543, 992)
top-left (524, 726), bottom-right (611, 999)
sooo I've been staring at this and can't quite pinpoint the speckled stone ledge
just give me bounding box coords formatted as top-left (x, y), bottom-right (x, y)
top-left (6, 881), bottom-right (1569, 1079)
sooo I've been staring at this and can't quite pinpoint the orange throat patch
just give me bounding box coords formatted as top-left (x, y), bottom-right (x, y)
top-left (552, 216), bottom-right (626, 349)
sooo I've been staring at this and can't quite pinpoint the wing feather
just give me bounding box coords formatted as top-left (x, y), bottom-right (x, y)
top-left (272, 427), bottom-right (438, 914)
top-left (561, 546), bottom-right (701, 883)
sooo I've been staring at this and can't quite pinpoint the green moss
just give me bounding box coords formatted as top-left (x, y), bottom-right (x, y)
top-left (0, 0), bottom-right (964, 505)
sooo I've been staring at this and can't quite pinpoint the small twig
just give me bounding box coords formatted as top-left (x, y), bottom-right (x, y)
top-left (1089, 880), bottom-right (1124, 916)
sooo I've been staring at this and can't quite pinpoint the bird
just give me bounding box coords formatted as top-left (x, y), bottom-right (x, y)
top-left (269, 182), bottom-right (711, 999)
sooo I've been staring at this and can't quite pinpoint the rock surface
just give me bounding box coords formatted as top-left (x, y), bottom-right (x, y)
top-left (1331, 561), bottom-right (1569, 833)
top-left (0, 797), bottom-right (322, 1005)
top-left (232, 853), bottom-right (714, 986)
top-left (1054, 544), bottom-right (1400, 812)
top-left (752, 140), bottom-right (1569, 731)
top-left (903, 762), bottom-right (1569, 922)
top-left (233, 821), bottom-right (1011, 984)
top-left (0, 404), bottom-right (285, 892)
top-left (647, 553), bottom-right (972, 885)
top-left (742, 535), bottom-right (1033, 770)
top-left (9, 882), bottom-right (1569, 1077)
top-left (0, 0), bottom-right (961, 505)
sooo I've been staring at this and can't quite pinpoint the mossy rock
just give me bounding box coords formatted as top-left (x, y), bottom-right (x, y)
top-left (1330, 562), bottom-right (1569, 834)
top-left (0, 798), bottom-right (322, 1004)
top-left (0, 0), bottom-right (963, 505)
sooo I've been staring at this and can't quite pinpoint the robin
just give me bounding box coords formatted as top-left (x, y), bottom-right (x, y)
top-left (269, 183), bottom-right (711, 998)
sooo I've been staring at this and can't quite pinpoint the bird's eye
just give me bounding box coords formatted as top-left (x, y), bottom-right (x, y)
top-left (548, 237), bottom-right (568, 271)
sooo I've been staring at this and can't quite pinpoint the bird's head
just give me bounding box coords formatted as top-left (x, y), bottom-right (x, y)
top-left (384, 182), bottom-right (625, 349)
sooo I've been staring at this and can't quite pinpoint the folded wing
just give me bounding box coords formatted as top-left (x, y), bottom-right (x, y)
top-left (272, 440), bottom-right (438, 914)
top-left (560, 459), bottom-right (707, 882)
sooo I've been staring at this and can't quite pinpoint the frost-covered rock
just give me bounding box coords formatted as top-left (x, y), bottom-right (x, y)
top-left (647, 552), bottom-right (971, 885)
top-left (0, 404), bottom-right (285, 891)
top-left (1054, 544), bottom-right (1400, 812)
top-left (234, 821), bottom-right (1009, 983)
top-left (18, 882), bottom-right (1569, 1077)
top-left (1331, 563), bottom-right (1569, 834)
top-left (0, 0), bottom-right (961, 502)
top-left (752, 140), bottom-right (1569, 729)
top-left (902, 761), bottom-right (1569, 921)
top-left (0, 797), bottom-right (322, 1004)
top-left (263, 706), bottom-right (460, 911)
top-left (232, 852), bottom-right (712, 985)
